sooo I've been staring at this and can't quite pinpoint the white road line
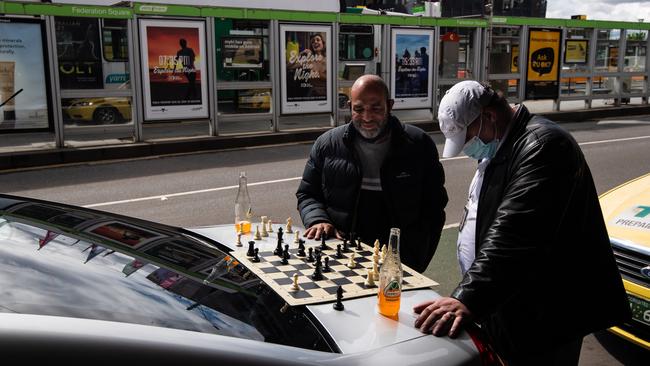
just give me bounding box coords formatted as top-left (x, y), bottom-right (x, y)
top-left (444, 223), bottom-right (460, 230)
top-left (83, 134), bottom-right (650, 208)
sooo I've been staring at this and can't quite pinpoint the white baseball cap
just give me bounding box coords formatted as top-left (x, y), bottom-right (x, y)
top-left (438, 80), bottom-right (494, 158)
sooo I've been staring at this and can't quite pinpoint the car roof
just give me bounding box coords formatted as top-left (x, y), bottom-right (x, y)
top-left (600, 172), bottom-right (650, 249)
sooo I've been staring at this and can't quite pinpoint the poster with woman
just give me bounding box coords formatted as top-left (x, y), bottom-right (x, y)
top-left (139, 19), bottom-right (208, 121)
top-left (280, 24), bottom-right (332, 114)
top-left (390, 28), bottom-right (433, 109)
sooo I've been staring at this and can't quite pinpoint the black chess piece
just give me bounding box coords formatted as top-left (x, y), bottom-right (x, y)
top-left (311, 257), bottom-right (323, 281)
top-left (356, 236), bottom-right (362, 250)
top-left (252, 248), bottom-right (260, 263)
top-left (274, 235), bottom-right (283, 257)
top-left (323, 256), bottom-right (331, 272)
top-left (342, 239), bottom-right (350, 253)
top-left (247, 241), bottom-right (255, 257)
top-left (277, 227), bottom-right (284, 242)
top-left (307, 247), bottom-right (314, 262)
top-left (336, 244), bottom-right (343, 259)
top-left (333, 286), bottom-right (344, 311)
top-left (281, 245), bottom-right (289, 265)
top-left (297, 244), bottom-right (306, 257)
top-left (320, 233), bottom-right (328, 250)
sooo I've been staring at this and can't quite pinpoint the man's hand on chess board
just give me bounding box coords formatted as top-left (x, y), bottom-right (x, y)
top-left (303, 222), bottom-right (344, 241)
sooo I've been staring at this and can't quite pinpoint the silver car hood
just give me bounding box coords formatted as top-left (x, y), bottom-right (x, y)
top-left (188, 224), bottom-right (476, 355)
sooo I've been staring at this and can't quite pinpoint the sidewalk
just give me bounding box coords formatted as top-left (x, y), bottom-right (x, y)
top-left (1, 99), bottom-right (649, 172)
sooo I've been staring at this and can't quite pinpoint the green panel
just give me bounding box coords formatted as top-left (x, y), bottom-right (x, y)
top-left (0, 2), bottom-right (5, 14)
top-left (438, 18), bottom-right (487, 28)
top-left (497, 16), bottom-right (565, 27)
top-left (339, 14), bottom-right (394, 24)
top-left (201, 7), bottom-right (246, 19)
top-left (566, 19), bottom-right (650, 30)
top-left (4, 3), bottom-right (132, 18)
top-left (135, 2), bottom-right (200, 17)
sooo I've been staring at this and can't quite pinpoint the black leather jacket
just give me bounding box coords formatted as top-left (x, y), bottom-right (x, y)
top-left (451, 105), bottom-right (630, 358)
top-left (296, 116), bottom-right (448, 272)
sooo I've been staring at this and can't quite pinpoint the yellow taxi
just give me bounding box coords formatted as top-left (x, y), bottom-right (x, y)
top-left (600, 173), bottom-right (650, 350)
top-left (63, 97), bottom-right (132, 125)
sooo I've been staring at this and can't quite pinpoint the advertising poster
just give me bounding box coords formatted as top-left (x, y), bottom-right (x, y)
top-left (526, 28), bottom-right (561, 100)
top-left (139, 19), bottom-right (208, 121)
top-left (391, 28), bottom-right (433, 109)
top-left (222, 37), bottom-right (263, 68)
top-left (511, 46), bottom-right (519, 73)
top-left (0, 18), bottom-right (50, 131)
top-left (564, 40), bottom-right (588, 64)
top-left (280, 24), bottom-right (332, 114)
top-left (55, 17), bottom-right (103, 89)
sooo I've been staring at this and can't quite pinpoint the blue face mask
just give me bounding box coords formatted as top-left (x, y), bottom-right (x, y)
top-left (463, 117), bottom-right (499, 160)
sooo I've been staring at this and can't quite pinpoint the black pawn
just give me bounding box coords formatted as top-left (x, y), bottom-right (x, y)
top-left (311, 257), bottom-right (323, 281)
top-left (297, 243), bottom-right (306, 257)
top-left (320, 234), bottom-right (328, 250)
top-left (252, 248), bottom-right (260, 263)
top-left (333, 286), bottom-right (344, 311)
top-left (336, 244), bottom-right (343, 258)
top-left (342, 238), bottom-right (350, 253)
top-left (323, 257), bottom-right (331, 272)
top-left (246, 241), bottom-right (255, 257)
top-left (281, 245), bottom-right (289, 265)
top-left (307, 247), bottom-right (314, 262)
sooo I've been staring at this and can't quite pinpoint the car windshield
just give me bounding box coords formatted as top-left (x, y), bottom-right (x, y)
top-left (0, 196), bottom-right (333, 352)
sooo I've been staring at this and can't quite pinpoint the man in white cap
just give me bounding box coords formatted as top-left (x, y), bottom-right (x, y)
top-left (413, 80), bottom-right (629, 365)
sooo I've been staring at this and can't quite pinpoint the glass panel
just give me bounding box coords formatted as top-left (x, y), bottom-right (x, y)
top-left (563, 28), bottom-right (591, 74)
top-left (592, 76), bottom-right (614, 94)
top-left (489, 27), bottom-right (520, 74)
top-left (339, 25), bottom-right (374, 61)
top-left (55, 17), bottom-right (130, 90)
top-left (439, 27), bottom-right (476, 80)
top-left (215, 20), bottom-right (270, 82)
top-left (595, 29), bottom-right (620, 72)
top-left (62, 97), bottom-right (132, 126)
top-left (560, 77), bottom-right (588, 96)
top-left (489, 79), bottom-right (519, 99)
top-left (217, 89), bottom-right (271, 114)
top-left (624, 30), bottom-right (647, 72)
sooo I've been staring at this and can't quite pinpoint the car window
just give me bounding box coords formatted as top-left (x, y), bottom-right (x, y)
top-left (0, 197), bottom-right (333, 352)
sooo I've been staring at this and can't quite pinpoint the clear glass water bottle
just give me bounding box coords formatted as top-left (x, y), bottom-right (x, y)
top-left (235, 171), bottom-right (252, 234)
top-left (378, 228), bottom-right (403, 317)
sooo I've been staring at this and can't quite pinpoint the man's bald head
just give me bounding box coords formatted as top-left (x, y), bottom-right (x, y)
top-left (351, 75), bottom-right (390, 103)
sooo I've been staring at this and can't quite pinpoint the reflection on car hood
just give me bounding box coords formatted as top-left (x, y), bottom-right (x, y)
top-left (600, 173), bottom-right (650, 249)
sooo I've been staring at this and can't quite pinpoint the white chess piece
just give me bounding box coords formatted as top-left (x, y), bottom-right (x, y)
top-left (286, 217), bottom-right (293, 233)
top-left (372, 261), bottom-right (379, 281)
top-left (365, 268), bottom-right (375, 287)
top-left (347, 252), bottom-right (356, 269)
top-left (254, 225), bottom-right (262, 240)
top-left (268, 219), bottom-right (274, 232)
top-left (294, 231), bottom-right (300, 244)
top-left (236, 232), bottom-right (243, 247)
top-left (373, 239), bottom-right (380, 254)
top-left (261, 216), bottom-right (269, 237)
top-left (292, 273), bottom-right (300, 291)
top-left (380, 244), bottom-right (387, 265)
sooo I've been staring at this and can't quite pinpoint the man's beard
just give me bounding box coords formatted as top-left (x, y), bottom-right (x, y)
top-left (352, 118), bottom-right (388, 140)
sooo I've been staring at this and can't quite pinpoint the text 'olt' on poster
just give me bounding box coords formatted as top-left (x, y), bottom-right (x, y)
top-left (280, 24), bottom-right (332, 115)
top-left (391, 28), bottom-right (433, 110)
top-left (525, 28), bottom-right (561, 100)
top-left (139, 19), bottom-right (208, 121)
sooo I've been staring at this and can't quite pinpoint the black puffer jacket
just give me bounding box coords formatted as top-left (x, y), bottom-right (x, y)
top-left (296, 116), bottom-right (448, 272)
top-left (451, 105), bottom-right (630, 358)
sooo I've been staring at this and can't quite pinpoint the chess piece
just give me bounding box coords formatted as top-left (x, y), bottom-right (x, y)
top-left (292, 273), bottom-right (300, 291)
top-left (286, 217), bottom-right (293, 233)
top-left (365, 268), bottom-right (375, 287)
top-left (320, 234), bottom-right (328, 250)
top-left (254, 225), bottom-right (262, 240)
top-left (323, 257), bottom-right (331, 272)
top-left (236, 232), bottom-right (243, 247)
top-left (281, 245), bottom-right (289, 265)
top-left (373, 261), bottom-right (379, 280)
top-left (274, 235), bottom-right (283, 257)
top-left (268, 219), bottom-right (274, 233)
top-left (294, 231), bottom-right (300, 244)
top-left (380, 244), bottom-right (387, 265)
top-left (311, 257), bottom-right (323, 281)
top-left (356, 237), bottom-right (362, 250)
top-left (261, 216), bottom-right (269, 237)
top-left (246, 241), bottom-right (255, 257)
top-left (277, 227), bottom-right (284, 243)
top-left (333, 286), bottom-right (344, 311)
top-left (336, 244), bottom-right (343, 259)
top-left (307, 247), bottom-right (314, 262)
top-left (297, 239), bottom-right (306, 257)
top-left (373, 239), bottom-right (380, 255)
top-left (252, 248), bottom-right (260, 263)
top-left (342, 239), bottom-right (350, 253)
top-left (347, 252), bottom-right (356, 269)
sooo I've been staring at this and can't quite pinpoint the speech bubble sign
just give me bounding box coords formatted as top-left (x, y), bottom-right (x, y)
top-left (531, 47), bottom-right (554, 76)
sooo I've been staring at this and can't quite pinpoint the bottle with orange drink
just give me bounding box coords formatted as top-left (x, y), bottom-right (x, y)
top-left (235, 171), bottom-right (252, 233)
top-left (378, 228), bottom-right (403, 317)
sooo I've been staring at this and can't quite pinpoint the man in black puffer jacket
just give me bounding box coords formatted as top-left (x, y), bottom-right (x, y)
top-left (414, 81), bottom-right (630, 365)
top-left (296, 75), bottom-right (448, 273)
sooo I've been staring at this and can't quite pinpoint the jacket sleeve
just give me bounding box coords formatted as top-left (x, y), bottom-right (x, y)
top-left (451, 131), bottom-right (582, 318)
top-left (296, 137), bottom-right (331, 228)
top-left (421, 134), bottom-right (448, 269)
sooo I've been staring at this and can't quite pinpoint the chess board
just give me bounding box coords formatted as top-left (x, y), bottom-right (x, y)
top-left (232, 238), bottom-right (438, 306)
